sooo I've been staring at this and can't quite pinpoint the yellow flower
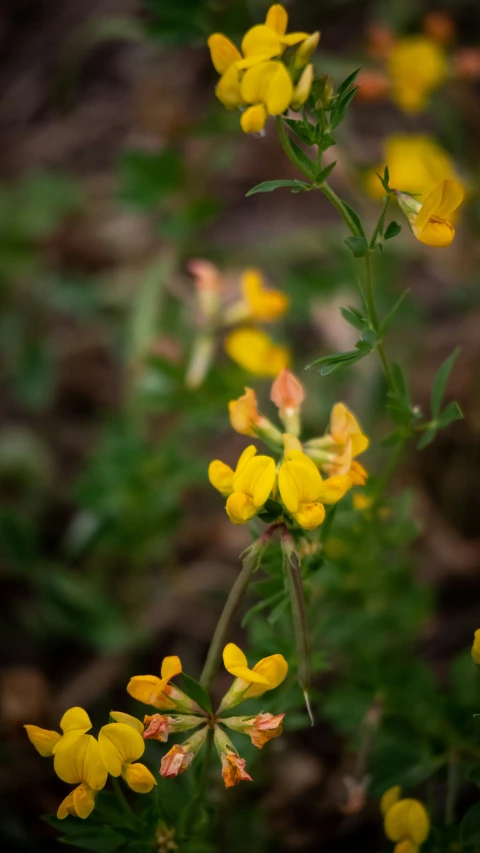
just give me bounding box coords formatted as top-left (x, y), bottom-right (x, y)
top-left (367, 135), bottom-right (460, 201)
top-left (241, 268), bottom-right (289, 322)
top-left (381, 785), bottom-right (402, 816)
top-left (127, 655), bottom-right (202, 714)
top-left (278, 449), bottom-right (351, 530)
top-left (388, 36), bottom-right (447, 113)
top-left (384, 798), bottom-right (430, 846)
top-left (396, 179), bottom-right (464, 248)
top-left (209, 444), bottom-right (276, 524)
top-left (471, 628), bottom-right (480, 664)
top-left (228, 387), bottom-right (283, 447)
top-left (225, 327), bottom-right (290, 376)
top-left (330, 402), bottom-right (369, 457)
top-left (53, 733), bottom-right (108, 819)
top-left (219, 643), bottom-right (288, 711)
top-left (394, 842), bottom-right (418, 853)
top-left (98, 721), bottom-right (156, 793)
top-left (25, 706), bottom-right (92, 757)
top-left (240, 60), bottom-right (294, 132)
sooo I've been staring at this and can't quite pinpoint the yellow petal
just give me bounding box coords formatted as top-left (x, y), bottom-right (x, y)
top-left (60, 707), bottom-right (92, 735)
top-left (384, 799), bottom-right (430, 845)
top-left (207, 33), bottom-right (242, 74)
top-left (232, 454), bottom-right (276, 507)
top-left (109, 712), bottom-right (144, 734)
top-left (241, 268), bottom-right (289, 320)
top-left (225, 491), bottom-right (258, 524)
top-left (223, 643), bottom-right (270, 685)
top-left (240, 103), bottom-right (268, 133)
top-left (216, 64), bottom-right (243, 109)
top-left (350, 459), bottom-right (368, 485)
top-left (57, 791), bottom-right (75, 820)
top-left (471, 628), bottom-right (480, 665)
top-left (241, 25), bottom-right (283, 60)
top-left (54, 734), bottom-right (107, 791)
top-left (98, 723), bottom-right (145, 776)
top-left (416, 180), bottom-right (464, 231)
top-left (24, 725), bottom-right (61, 757)
top-left (394, 841), bottom-right (418, 853)
top-left (280, 32), bottom-right (309, 46)
top-left (122, 762), bottom-right (157, 793)
top-left (265, 4), bottom-right (288, 35)
top-left (351, 433), bottom-right (369, 456)
top-left (381, 785), bottom-right (402, 816)
top-left (318, 474), bottom-right (352, 505)
top-left (208, 460), bottom-right (235, 496)
top-left (127, 674), bottom-right (162, 704)
top-left (161, 655), bottom-right (182, 680)
top-left (73, 783), bottom-right (97, 819)
top-left (291, 63), bottom-right (313, 109)
top-left (236, 444), bottom-right (258, 470)
top-left (414, 217), bottom-right (455, 247)
top-left (265, 63), bottom-right (293, 114)
top-left (225, 328), bottom-right (289, 377)
top-left (293, 501), bottom-right (325, 529)
top-left (229, 388), bottom-right (261, 436)
top-left (241, 61), bottom-right (293, 115)
top-left (278, 454), bottom-right (323, 510)
top-left (245, 653), bottom-right (288, 697)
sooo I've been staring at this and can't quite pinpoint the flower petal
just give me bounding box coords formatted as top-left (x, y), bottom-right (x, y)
top-left (127, 675), bottom-right (162, 704)
top-left (60, 707), bottom-right (92, 735)
top-left (73, 783), bottom-right (97, 819)
top-left (293, 501), bottom-right (326, 529)
top-left (216, 64), bottom-right (243, 109)
top-left (223, 643), bottom-right (268, 684)
top-left (24, 725), bottom-right (61, 757)
top-left (208, 33), bottom-right (242, 74)
top-left (265, 4), bottom-right (288, 35)
top-left (54, 734), bottom-right (107, 791)
top-left (109, 712), bottom-right (144, 734)
top-left (99, 723), bottom-right (145, 776)
top-left (318, 474), bottom-right (352, 505)
top-left (208, 460), bottom-right (235, 496)
top-left (279, 453), bottom-right (323, 509)
top-left (122, 762), bottom-right (157, 793)
top-left (245, 653), bottom-right (288, 697)
top-left (416, 180), bottom-right (464, 231)
top-left (240, 103), bottom-right (268, 133)
top-left (226, 491), bottom-right (257, 524)
top-left (232, 455), bottom-right (276, 506)
top-left (241, 25), bottom-right (283, 60)
top-left (161, 655), bottom-right (182, 681)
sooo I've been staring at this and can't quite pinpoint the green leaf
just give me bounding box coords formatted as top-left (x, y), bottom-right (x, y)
top-left (288, 137), bottom-right (316, 179)
top-left (392, 363), bottom-right (410, 401)
top-left (384, 220), bottom-right (402, 240)
top-left (361, 327), bottom-right (377, 347)
top-left (181, 672), bottom-right (212, 713)
top-left (342, 202), bottom-right (366, 238)
top-left (379, 290), bottom-right (410, 336)
top-left (246, 179), bottom-right (312, 197)
top-left (344, 236), bottom-right (368, 258)
top-left (314, 161), bottom-right (336, 184)
top-left (437, 400), bottom-right (463, 428)
top-left (340, 306), bottom-right (366, 331)
top-left (431, 348), bottom-right (459, 418)
top-left (337, 68), bottom-right (361, 97)
top-left (58, 826), bottom-right (125, 852)
top-left (417, 427), bottom-right (437, 450)
top-left (376, 166), bottom-right (390, 194)
top-left (460, 803), bottom-right (480, 845)
top-left (284, 118), bottom-right (315, 145)
top-left (118, 149), bottom-right (183, 208)
top-left (318, 132), bottom-right (336, 151)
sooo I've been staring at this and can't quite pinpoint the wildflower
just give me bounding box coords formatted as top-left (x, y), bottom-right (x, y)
top-left (294, 31), bottom-right (320, 69)
top-left (53, 733), bottom-right (108, 819)
top-left (271, 368), bottom-right (305, 436)
top-left (278, 449), bottom-right (351, 530)
top-left (214, 726), bottom-right (253, 788)
top-left (209, 444), bottom-right (276, 524)
top-left (98, 720), bottom-right (157, 793)
top-left (25, 706), bottom-right (92, 757)
top-left (187, 259), bottom-right (222, 322)
top-left (366, 135), bottom-right (460, 201)
top-left (241, 268), bottom-right (289, 322)
top-left (143, 713), bottom-right (205, 743)
top-left (471, 628), bottom-right (480, 665)
top-left (160, 727), bottom-right (209, 778)
top-left (228, 387), bottom-right (283, 447)
top-left (225, 327), bottom-right (290, 376)
top-left (222, 711), bottom-right (285, 748)
top-left (382, 789), bottom-right (430, 848)
top-left (395, 179), bottom-right (464, 248)
top-left (304, 402), bottom-right (369, 484)
top-left (387, 36), bottom-right (447, 113)
top-left (219, 642), bottom-right (288, 711)
top-left (127, 655), bottom-right (203, 714)
top-left (208, 4), bottom-right (316, 133)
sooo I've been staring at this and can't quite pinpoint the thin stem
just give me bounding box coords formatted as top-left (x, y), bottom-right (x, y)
top-left (369, 194), bottom-right (392, 250)
top-left (199, 526), bottom-right (276, 692)
top-left (112, 777), bottom-right (134, 817)
top-left (281, 528), bottom-right (313, 725)
top-left (363, 251), bottom-right (394, 392)
top-left (319, 181), bottom-right (359, 237)
top-left (445, 750), bottom-right (459, 826)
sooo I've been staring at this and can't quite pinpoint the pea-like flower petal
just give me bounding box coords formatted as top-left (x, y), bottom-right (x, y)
top-left (208, 33), bottom-right (242, 73)
top-left (24, 725), bottom-right (62, 757)
top-left (121, 762), bottom-right (157, 793)
top-left (54, 733), bottom-right (107, 791)
top-left (98, 723), bottom-right (145, 777)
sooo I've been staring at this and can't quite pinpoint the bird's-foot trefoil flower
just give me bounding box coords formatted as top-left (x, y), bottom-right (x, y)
top-left (387, 36), bottom-right (447, 113)
top-left (214, 725), bottom-right (253, 788)
top-left (366, 135), bottom-right (461, 202)
top-left (218, 643), bottom-right (288, 712)
top-left (160, 726), bottom-right (209, 778)
top-left (127, 655), bottom-right (203, 714)
top-left (221, 711), bottom-right (285, 748)
top-left (228, 387), bottom-right (283, 448)
top-left (99, 717), bottom-right (157, 793)
top-left (53, 732), bottom-right (108, 819)
top-left (143, 713), bottom-right (206, 743)
top-left (278, 449), bottom-right (352, 530)
top-left (25, 706), bottom-right (92, 757)
top-left (209, 445), bottom-right (277, 525)
top-left (395, 179), bottom-right (464, 248)
top-left (382, 786), bottom-right (430, 849)
top-left (304, 402), bottom-right (369, 485)
top-left (471, 628), bottom-right (480, 665)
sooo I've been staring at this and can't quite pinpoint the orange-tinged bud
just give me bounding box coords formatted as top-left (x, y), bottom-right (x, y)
top-left (271, 368), bottom-right (305, 437)
top-left (222, 711), bottom-right (285, 748)
top-left (187, 259), bottom-right (222, 323)
top-left (143, 713), bottom-right (205, 742)
top-left (221, 752), bottom-right (253, 787)
top-left (366, 22), bottom-right (395, 60)
top-left (228, 387), bottom-right (261, 436)
top-left (160, 727), bottom-right (208, 778)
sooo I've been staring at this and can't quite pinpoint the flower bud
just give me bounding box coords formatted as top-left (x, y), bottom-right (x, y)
top-left (313, 74), bottom-right (335, 109)
top-left (187, 259), bottom-right (222, 322)
top-left (214, 726), bottom-right (253, 788)
top-left (291, 64), bottom-right (314, 111)
top-left (471, 628), bottom-right (480, 665)
top-left (143, 714), bottom-right (205, 743)
top-left (271, 369), bottom-right (305, 436)
top-left (159, 727), bottom-right (208, 778)
top-left (222, 712), bottom-right (285, 748)
top-left (229, 387), bottom-right (283, 449)
top-left (294, 31), bottom-right (320, 68)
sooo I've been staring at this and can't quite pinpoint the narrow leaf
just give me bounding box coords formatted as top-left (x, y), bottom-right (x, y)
top-left (417, 427), bottom-right (437, 450)
top-left (246, 179), bottom-right (311, 196)
top-left (342, 202), bottom-right (366, 238)
top-left (314, 161), bottom-right (336, 184)
top-left (379, 289), bottom-right (410, 335)
top-left (437, 400), bottom-right (463, 429)
top-left (337, 68), bottom-right (361, 96)
top-left (181, 673), bottom-right (212, 713)
top-left (340, 306), bottom-right (366, 330)
top-left (431, 348), bottom-right (459, 418)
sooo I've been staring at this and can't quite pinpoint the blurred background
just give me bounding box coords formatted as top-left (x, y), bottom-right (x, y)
top-left (2, 0), bottom-right (480, 851)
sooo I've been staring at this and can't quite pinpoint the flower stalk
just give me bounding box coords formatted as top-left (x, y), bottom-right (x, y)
top-left (281, 526), bottom-right (313, 725)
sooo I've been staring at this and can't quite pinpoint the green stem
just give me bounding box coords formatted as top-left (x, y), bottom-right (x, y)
top-left (281, 527), bottom-right (313, 725)
top-left (369, 194), bottom-right (392, 250)
top-left (112, 776), bottom-right (134, 817)
top-left (363, 251), bottom-right (394, 392)
top-left (199, 526), bottom-right (276, 692)
top-left (319, 181), bottom-right (359, 237)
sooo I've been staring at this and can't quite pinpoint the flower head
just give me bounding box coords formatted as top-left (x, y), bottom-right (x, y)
top-left (388, 36), bottom-right (447, 113)
top-left (304, 402), bottom-right (369, 485)
top-left (278, 449), bottom-right (351, 530)
top-left (127, 655), bottom-right (202, 713)
top-left (225, 327), bottom-right (290, 376)
top-left (395, 179), bottom-right (464, 248)
top-left (98, 720), bottom-right (156, 793)
top-left (367, 135), bottom-right (460, 202)
top-left (209, 445), bottom-right (276, 525)
top-left (219, 642), bottom-right (288, 711)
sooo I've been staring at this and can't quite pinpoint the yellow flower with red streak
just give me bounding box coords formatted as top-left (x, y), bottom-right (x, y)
top-left (208, 4), bottom-right (318, 133)
top-left (208, 444), bottom-right (276, 524)
top-left (225, 327), bottom-right (290, 376)
top-left (387, 35), bottom-right (447, 113)
top-left (395, 179), bottom-right (464, 248)
top-left (381, 786), bottom-right (430, 851)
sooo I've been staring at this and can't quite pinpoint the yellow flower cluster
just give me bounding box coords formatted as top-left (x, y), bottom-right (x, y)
top-left (381, 786), bottom-right (430, 852)
top-left (186, 261), bottom-right (289, 386)
top-left (26, 647), bottom-right (288, 803)
top-left (395, 179), bottom-right (465, 248)
top-left (208, 4), bottom-right (319, 132)
top-left (209, 370), bottom-right (369, 529)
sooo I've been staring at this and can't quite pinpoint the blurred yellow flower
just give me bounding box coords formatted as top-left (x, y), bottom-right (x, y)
top-left (225, 327), bottom-right (290, 376)
top-left (367, 135), bottom-right (460, 201)
top-left (381, 785), bottom-right (402, 816)
top-left (54, 733), bottom-right (108, 819)
top-left (471, 628), bottom-right (480, 664)
top-left (241, 268), bottom-right (289, 322)
top-left (388, 36), bottom-right (447, 112)
top-left (278, 449), bottom-right (351, 530)
top-left (384, 797), bottom-right (430, 846)
top-left (98, 721), bottom-right (156, 794)
top-left (396, 179), bottom-right (464, 247)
